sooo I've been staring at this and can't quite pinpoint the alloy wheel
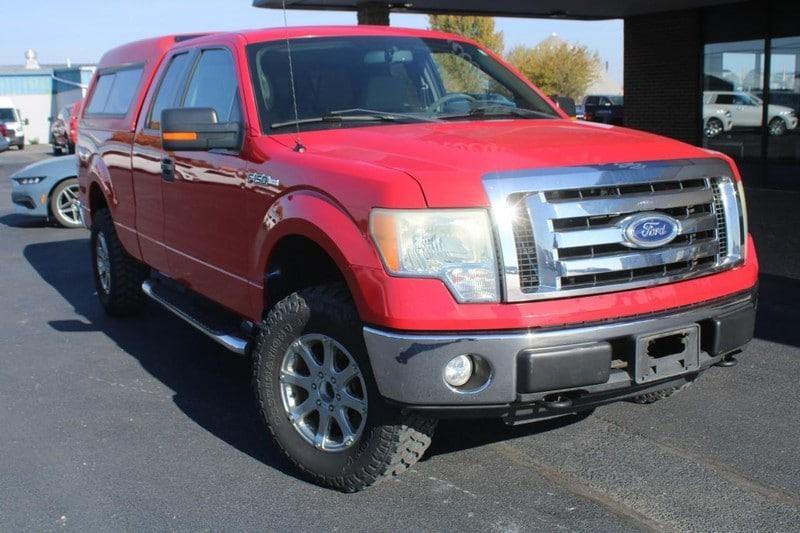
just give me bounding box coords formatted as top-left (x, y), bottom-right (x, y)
top-left (95, 233), bottom-right (111, 294)
top-left (280, 334), bottom-right (368, 452)
top-left (56, 183), bottom-right (81, 225)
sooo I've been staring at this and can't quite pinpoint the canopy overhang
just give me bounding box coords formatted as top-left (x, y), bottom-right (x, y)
top-left (253, 0), bottom-right (744, 20)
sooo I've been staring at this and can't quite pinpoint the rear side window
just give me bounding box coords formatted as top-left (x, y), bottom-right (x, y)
top-left (85, 66), bottom-right (144, 116)
top-left (148, 53), bottom-right (191, 130)
top-left (183, 49), bottom-right (239, 122)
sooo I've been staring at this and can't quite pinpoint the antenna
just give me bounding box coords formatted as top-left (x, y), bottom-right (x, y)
top-left (281, 0), bottom-right (305, 153)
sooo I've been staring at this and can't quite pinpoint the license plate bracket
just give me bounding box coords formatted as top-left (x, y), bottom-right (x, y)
top-left (634, 325), bottom-right (700, 384)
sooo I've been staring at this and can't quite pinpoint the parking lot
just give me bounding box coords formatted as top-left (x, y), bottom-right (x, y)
top-left (1, 146), bottom-right (799, 531)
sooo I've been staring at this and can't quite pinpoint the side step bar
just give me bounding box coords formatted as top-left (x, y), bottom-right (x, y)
top-left (141, 280), bottom-right (250, 355)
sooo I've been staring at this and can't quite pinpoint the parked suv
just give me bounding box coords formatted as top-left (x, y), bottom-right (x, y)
top-left (78, 27), bottom-right (758, 492)
top-left (0, 96), bottom-right (27, 149)
top-left (704, 90), bottom-right (798, 135)
top-left (583, 94), bottom-right (624, 125)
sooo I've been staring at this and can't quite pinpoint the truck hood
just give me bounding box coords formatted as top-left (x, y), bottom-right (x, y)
top-left (282, 119), bottom-right (716, 207)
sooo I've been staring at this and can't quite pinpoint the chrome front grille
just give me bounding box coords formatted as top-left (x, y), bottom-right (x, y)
top-left (484, 159), bottom-right (745, 302)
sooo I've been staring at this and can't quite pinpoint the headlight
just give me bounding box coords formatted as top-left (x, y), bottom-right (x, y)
top-left (370, 208), bottom-right (500, 303)
top-left (12, 176), bottom-right (44, 185)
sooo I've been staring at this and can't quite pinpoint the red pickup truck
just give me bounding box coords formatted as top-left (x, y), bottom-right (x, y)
top-left (77, 26), bottom-right (758, 491)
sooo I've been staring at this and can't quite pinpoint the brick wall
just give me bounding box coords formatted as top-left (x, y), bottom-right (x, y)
top-left (624, 11), bottom-right (701, 145)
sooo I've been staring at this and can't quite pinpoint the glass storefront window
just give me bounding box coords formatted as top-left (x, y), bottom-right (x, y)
top-left (766, 36), bottom-right (800, 188)
top-left (703, 38), bottom-right (800, 189)
top-left (703, 40), bottom-right (766, 186)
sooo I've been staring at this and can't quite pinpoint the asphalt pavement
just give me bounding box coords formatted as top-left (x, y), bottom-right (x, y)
top-left (1, 145), bottom-right (799, 532)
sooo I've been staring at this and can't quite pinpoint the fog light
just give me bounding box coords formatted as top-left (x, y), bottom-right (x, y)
top-left (444, 355), bottom-right (474, 387)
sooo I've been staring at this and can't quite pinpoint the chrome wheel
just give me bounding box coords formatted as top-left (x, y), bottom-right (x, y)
top-left (56, 183), bottom-right (81, 225)
top-left (704, 118), bottom-right (723, 138)
top-left (280, 334), bottom-right (368, 452)
top-left (768, 117), bottom-right (787, 136)
top-left (95, 233), bottom-right (111, 294)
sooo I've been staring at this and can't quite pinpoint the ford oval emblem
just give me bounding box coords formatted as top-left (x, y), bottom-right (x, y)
top-left (621, 213), bottom-right (680, 249)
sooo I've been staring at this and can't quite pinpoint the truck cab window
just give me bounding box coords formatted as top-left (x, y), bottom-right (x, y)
top-left (148, 53), bottom-right (190, 130)
top-left (85, 67), bottom-right (144, 116)
top-left (183, 49), bottom-right (240, 122)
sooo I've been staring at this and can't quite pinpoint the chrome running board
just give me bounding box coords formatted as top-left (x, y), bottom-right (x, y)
top-left (141, 280), bottom-right (249, 355)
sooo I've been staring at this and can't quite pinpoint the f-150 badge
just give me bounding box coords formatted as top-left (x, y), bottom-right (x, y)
top-left (247, 173), bottom-right (280, 187)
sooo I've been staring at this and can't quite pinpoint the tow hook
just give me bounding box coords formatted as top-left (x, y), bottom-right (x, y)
top-left (541, 394), bottom-right (574, 410)
top-left (717, 352), bottom-right (739, 367)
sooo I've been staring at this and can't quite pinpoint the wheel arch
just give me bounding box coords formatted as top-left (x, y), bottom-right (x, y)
top-left (254, 191), bottom-right (383, 320)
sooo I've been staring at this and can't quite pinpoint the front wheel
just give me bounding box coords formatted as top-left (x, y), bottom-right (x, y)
top-left (704, 117), bottom-right (724, 138)
top-left (50, 178), bottom-right (82, 228)
top-left (90, 208), bottom-right (149, 316)
top-left (768, 117), bottom-right (787, 136)
top-left (17, 138), bottom-right (24, 150)
top-left (253, 284), bottom-right (436, 492)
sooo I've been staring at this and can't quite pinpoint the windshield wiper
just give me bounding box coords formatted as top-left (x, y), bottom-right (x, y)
top-left (441, 105), bottom-right (555, 121)
top-left (271, 108), bottom-right (438, 130)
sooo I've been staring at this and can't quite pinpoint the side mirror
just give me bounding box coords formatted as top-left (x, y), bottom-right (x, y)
top-left (161, 107), bottom-right (241, 152)
top-left (23, 118), bottom-right (30, 125)
top-left (552, 96), bottom-right (577, 118)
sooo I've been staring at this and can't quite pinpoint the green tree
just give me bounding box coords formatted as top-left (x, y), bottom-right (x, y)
top-left (428, 15), bottom-right (505, 94)
top-left (507, 37), bottom-right (601, 99)
top-left (428, 15), bottom-right (504, 55)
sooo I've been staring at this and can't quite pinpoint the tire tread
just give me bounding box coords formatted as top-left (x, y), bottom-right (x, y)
top-left (253, 284), bottom-right (436, 492)
top-left (92, 209), bottom-right (149, 316)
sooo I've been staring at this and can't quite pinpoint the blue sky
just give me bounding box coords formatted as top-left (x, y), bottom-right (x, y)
top-left (3, 0), bottom-right (623, 83)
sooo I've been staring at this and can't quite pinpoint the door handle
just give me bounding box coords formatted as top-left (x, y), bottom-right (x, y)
top-left (161, 157), bottom-right (174, 182)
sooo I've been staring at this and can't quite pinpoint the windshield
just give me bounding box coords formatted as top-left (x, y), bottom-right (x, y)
top-left (247, 36), bottom-right (558, 132)
top-left (0, 108), bottom-right (16, 122)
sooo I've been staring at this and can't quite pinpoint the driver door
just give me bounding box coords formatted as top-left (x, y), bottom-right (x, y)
top-left (161, 47), bottom-right (252, 312)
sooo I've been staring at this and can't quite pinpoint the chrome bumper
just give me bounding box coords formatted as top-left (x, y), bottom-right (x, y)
top-left (363, 290), bottom-right (756, 408)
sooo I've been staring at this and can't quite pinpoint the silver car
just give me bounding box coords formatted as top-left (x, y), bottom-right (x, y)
top-left (9, 155), bottom-right (82, 228)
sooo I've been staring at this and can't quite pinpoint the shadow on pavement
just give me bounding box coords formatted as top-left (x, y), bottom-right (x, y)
top-left (0, 213), bottom-right (48, 228)
top-left (754, 273), bottom-right (800, 348)
top-left (24, 237), bottom-right (296, 480)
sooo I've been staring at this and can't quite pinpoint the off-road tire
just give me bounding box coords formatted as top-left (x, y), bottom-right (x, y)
top-left (253, 284), bottom-right (437, 492)
top-left (91, 208), bottom-right (149, 316)
top-left (631, 380), bottom-right (694, 404)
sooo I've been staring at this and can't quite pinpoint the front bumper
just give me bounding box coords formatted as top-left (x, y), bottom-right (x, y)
top-left (363, 289), bottom-right (756, 418)
top-left (10, 181), bottom-right (48, 216)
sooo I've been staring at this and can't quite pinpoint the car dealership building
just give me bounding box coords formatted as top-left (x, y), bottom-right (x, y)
top-left (256, 0), bottom-right (800, 192)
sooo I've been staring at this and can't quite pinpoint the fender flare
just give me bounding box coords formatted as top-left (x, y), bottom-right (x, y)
top-left (86, 155), bottom-right (115, 215)
top-left (252, 190), bottom-right (383, 315)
